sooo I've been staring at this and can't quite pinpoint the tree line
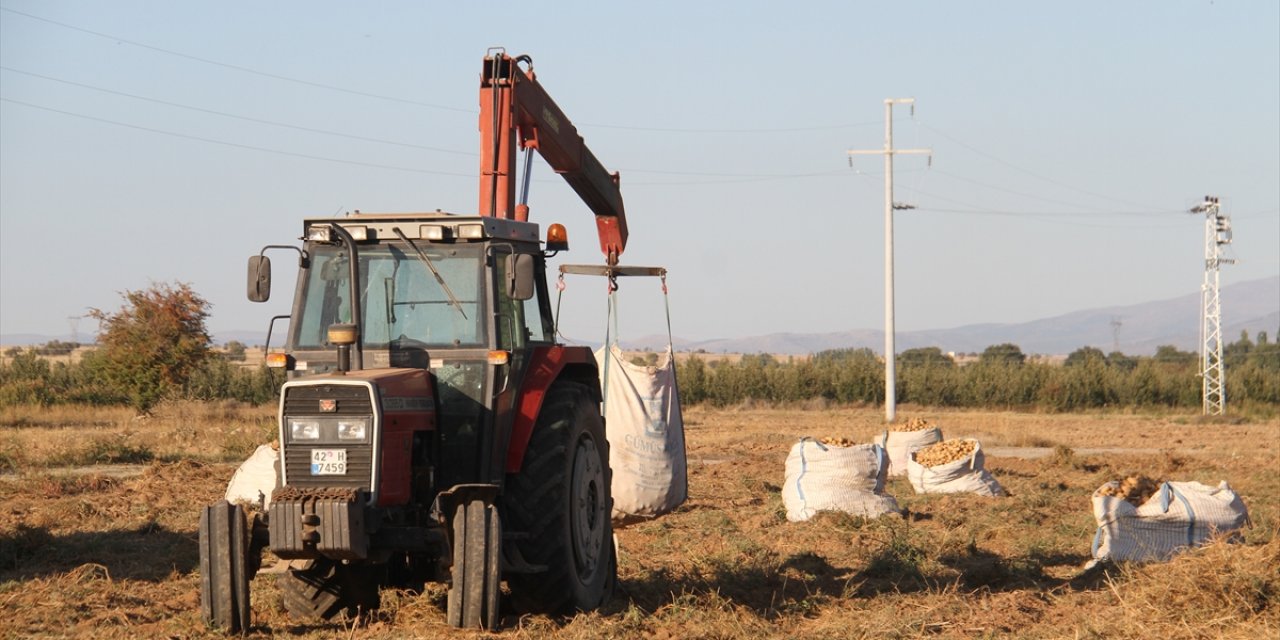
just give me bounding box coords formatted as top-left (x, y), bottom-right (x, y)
top-left (672, 335), bottom-right (1279, 415)
top-left (2, 283), bottom-right (1276, 415)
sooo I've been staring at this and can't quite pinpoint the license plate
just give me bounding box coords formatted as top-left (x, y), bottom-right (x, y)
top-left (310, 449), bottom-right (347, 475)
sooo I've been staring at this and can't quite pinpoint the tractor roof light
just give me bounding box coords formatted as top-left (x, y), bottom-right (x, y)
top-left (487, 351), bottom-right (510, 366)
top-left (546, 223), bottom-right (568, 252)
top-left (421, 224), bottom-right (452, 241)
top-left (306, 225), bottom-right (368, 242)
top-left (306, 225), bottom-right (333, 242)
top-left (457, 223), bottom-right (486, 240)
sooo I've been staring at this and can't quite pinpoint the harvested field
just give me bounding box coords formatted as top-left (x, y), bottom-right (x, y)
top-left (0, 402), bottom-right (1276, 639)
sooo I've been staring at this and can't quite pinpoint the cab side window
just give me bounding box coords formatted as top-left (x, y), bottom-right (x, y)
top-left (495, 251), bottom-right (553, 349)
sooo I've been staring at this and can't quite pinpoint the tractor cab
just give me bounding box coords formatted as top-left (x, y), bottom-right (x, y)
top-left (252, 212), bottom-right (558, 491)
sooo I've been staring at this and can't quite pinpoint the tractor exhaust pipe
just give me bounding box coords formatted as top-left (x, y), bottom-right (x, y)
top-left (328, 324), bottom-right (357, 374)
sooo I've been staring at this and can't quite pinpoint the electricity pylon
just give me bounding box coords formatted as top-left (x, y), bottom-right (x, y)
top-left (1190, 196), bottom-right (1234, 416)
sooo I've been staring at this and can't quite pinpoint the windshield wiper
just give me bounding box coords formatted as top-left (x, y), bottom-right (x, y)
top-left (392, 227), bottom-right (468, 320)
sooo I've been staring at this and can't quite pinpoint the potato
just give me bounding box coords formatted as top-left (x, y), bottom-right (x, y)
top-left (912, 439), bottom-right (976, 467)
top-left (892, 417), bottom-right (934, 432)
top-left (1098, 474), bottom-right (1161, 506)
top-left (818, 437), bottom-right (857, 448)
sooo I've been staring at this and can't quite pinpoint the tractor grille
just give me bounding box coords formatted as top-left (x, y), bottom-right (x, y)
top-left (282, 383), bottom-right (375, 415)
top-left (281, 383), bottom-right (375, 491)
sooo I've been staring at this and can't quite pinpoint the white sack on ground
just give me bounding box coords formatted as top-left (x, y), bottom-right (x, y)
top-left (224, 444), bottom-right (280, 508)
top-left (906, 439), bottom-right (1006, 497)
top-left (1091, 480), bottom-right (1249, 563)
top-left (596, 345), bottom-right (688, 524)
top-left (881, 427), bottom-right (942, 477)
top-left (782, 439), bottom-right (899, 522)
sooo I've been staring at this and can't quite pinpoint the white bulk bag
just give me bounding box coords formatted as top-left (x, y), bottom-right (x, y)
top-left (782, 439), bottom-right (899, 522)
top-left (224, 444), bottom-right (280, 508)
top-left (1091, 480), bottom-right (1249, 563)
top-left (596, 345), bottom-right (688, 524)
top-left (905, 439), bottom-right (1006, 497)
top-left (880, 427), bottom-right (943, 477)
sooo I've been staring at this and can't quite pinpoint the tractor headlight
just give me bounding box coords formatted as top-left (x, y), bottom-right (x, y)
top-left (337, 419), bottom-right (368, 441)
top-left (290, 419), bottom-right (321, 441)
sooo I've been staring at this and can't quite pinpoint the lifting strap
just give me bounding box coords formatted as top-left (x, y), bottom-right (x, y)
top-left (555, 264), bottom-right (672, 412)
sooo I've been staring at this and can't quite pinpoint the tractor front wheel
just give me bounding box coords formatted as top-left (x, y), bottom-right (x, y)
top-left (199, 501), bottom-right (251, 633)
top-left (503, 381), bottom-right (616, 614)
top-left (446, 498), bottom-right (501, 629)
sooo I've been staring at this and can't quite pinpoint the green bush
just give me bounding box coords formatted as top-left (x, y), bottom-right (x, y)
top-left (668, 336), bottom-right (1277, 415)
top-left (0, 351), bottom-right (280, 409)
top-left (3, 333), bottom-right (1275, 416)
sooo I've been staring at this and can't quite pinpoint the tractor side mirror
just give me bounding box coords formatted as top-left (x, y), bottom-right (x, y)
top-left (247, 255), bottom-right (272, 302)
top-left (506, 254), bottom-right (535, 301)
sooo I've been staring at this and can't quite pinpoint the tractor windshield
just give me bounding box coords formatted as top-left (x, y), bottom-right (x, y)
top-left (292, 243), bottom-right (486, 350)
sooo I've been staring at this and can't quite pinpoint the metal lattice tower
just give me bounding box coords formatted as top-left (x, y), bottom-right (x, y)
top-left (1190, 196), bottom-right (1234, 415)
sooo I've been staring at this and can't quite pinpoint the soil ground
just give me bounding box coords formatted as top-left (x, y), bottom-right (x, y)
top-left (0, 403), bottom-right (1276, 639)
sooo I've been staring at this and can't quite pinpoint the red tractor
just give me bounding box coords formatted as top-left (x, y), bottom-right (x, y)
top-left (199, 49), bottom-right (630, 631)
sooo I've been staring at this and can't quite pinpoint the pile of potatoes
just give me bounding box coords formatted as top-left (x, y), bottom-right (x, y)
top-left (818, 437), bottom-right (858, 448)
top-left (893, 417), bottom-right (934, 432)
top-left (1098, 474), bottom-right (1161, 506)
top-left (912, 439), bottom-right (976, 467)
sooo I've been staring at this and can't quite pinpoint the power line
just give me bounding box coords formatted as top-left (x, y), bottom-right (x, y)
top-left (2, 67), bottom-right (860, 180)
top-left (0, 6), bottom-right (471, 113)
top-left (920, 206), bottom-right (1185, 218)
top-left (886, 175), bottom-right (1187, 225)
top-left (3, 65), bottom-right (870, 181)
top-left (928, 167), bottom-right (1137, 212)
top-left (1, 6), bottom-right (879, 135)
top-left (911, 208), bottom-right (1190, 230)
top-left (623, 169), bottom-right (847, 185)
top-left (916, 120), bottom-right (1157, 208)
top-left (855, 149), bottom-right (1248, 228)
top-left (0, 65), bottom-right (477, 156)
top-left (0, 97), bottom-right (475, 177)
top-left (0, 95), bottom-right (855, 187)
top-left (3, 62), bottom-right (864, 182)
top-left (6, 7), bottom-right (1272, 203)
top-left (584, 121), bottom-right (880, 134)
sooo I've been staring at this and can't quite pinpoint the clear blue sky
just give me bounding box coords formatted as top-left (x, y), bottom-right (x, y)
top-left (2, 1), bottom-right (1277, 347)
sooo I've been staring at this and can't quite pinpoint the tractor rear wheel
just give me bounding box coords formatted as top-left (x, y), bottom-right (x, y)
top-left (503, 381), bottom-right (615, 614)
top-left (199, 501), bottom-right (251, 633)
top-left (278, 559), bottom-right (381, 621)
top-left (446, 498), bottom-right (501, 629)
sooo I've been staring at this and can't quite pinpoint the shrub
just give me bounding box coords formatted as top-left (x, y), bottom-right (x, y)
top-left (88, 282), bottom-right (212, 412)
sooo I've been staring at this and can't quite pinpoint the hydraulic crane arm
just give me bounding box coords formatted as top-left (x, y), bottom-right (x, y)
top-left (478, 51), bottom-right (628, 265)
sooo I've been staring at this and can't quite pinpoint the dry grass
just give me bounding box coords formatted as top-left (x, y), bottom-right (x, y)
top-left (0, 402), bottom-right (1276, 638)
top-left (0, 400), bottom-right (276, 472)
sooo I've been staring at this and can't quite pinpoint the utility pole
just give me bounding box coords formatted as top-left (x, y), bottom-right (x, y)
top-left (1190, 195), bottom-right (1233, 416)
top-left (849, 98), bottom-right (931, 423)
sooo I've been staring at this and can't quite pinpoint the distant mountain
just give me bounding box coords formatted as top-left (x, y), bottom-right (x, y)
top-left (623, 275), bottom-right (1279, 356)
top-left (5, 276), bottom-right (1276, 357)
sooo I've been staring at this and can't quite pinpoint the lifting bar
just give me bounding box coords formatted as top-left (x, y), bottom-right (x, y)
top-left (554, 264), bottom-right (674, 411)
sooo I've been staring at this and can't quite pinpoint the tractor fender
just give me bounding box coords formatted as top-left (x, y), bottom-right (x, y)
top-left (505, 345), bottom-right (600, 473)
